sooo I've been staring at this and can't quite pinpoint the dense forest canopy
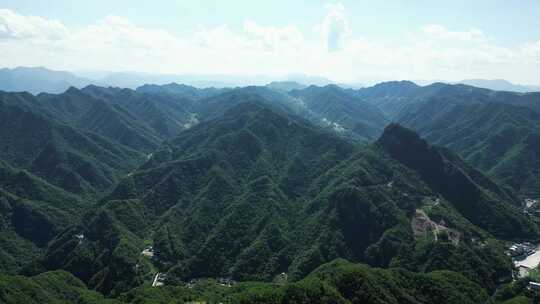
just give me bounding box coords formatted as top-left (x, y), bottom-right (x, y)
top-left (1, 79), bottom-right (540, 303)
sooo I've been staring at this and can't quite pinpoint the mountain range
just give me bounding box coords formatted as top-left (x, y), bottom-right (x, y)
top-left (0, 67), bottom-right (338, 93)
top-left (1, 74), bottom-right (540, 303)
top-left (3, 66), bottom-right (540, 95)
top-left (457, 79), bottom-right (540, 93)
top-left (0, 67), bottom-right (93, 94)
top-left (36, 100), bottom-right (529, 297)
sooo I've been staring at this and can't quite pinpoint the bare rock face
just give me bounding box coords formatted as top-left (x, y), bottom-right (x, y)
top-left (411, 208), bottom-right (460, 245)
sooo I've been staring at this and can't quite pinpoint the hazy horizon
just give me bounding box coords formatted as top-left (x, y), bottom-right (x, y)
top-left (4, 66), bottom-right (540, 91)
top-left (1, 1), bottom-right (540, 85)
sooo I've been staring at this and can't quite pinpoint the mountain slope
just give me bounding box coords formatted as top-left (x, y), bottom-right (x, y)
top-left (0, 270), bottom-right (117, 304)
top-left (377, 123), bottom-right (534, 237)
top-left (0, 259), bottom-right (491, 304)
top-left (41, 100), bottom-right (529, 294)
top-left (0, 95), bottom-right (145, 196)
top-left (396, 99), bottom-right (540, 197)
top-left (357, 81), bottom-right (540, 119)
top-left (290, 85), bottom-right (388, 141)
top-left (119, 258), bottom-right (489, 304)
top-left (0, 160), bottom-right (84, 273)
top-left (136, 83), bottom-right (227, 100)
top-left (3, 79), bottom-right (539, 303)
top-left (137, 83), bottom-right (389, 142)
top-left (38, 87), bottom-right (165, 152)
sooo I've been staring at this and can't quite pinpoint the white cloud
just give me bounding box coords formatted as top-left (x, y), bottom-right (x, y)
top-left (421, 24), bottom-right (486, 43)
top-left (0, 9), bottom-right (68, 40)
top-left (243, 20), bottom-right (304, 51)
top-left (0, 6), bottom-right (539, 84)
top-left (316, 3), bottom-right (351, 52)
top-left (523, 41), bottom-right (540, 63)
top-left (69, 15), bottom-right (180, 51)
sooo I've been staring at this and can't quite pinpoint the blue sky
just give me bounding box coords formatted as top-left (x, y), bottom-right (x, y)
top-left (5, 0), bottom-right (539, 45)
top-left (1, 0), bottom-right (539, 84)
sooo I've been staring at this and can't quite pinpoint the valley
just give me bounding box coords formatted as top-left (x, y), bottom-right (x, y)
top-left (1, 78), bottom-right (540, 303)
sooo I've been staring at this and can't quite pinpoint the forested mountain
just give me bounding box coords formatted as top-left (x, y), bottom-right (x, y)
top-left (37, 100), bottom-right (532, 298)
top-left (0, 270), bottom-right (117, 304)
top-left (290, 85), bottom-right (388, 141)
top-left (396, 99), bottom-right (540, 197)
top-left (377, 123), bottom-right (533, 236)
top-left (0, 94), bottom-right (145, 196)
top-left (0, 160), bottom-right (84, 273)
top-left (355, 81), bottom-right (540, 119)
top-left (349, 81), bottom-right (540, 197)
top-left (1, 78), bottom-right (540, 303)
top-left (0, 259), bottom-right (493, 304)
top-left (134, 84), bottom-right (387, 141)
top-left (136, 83), bottom-right (228, 100)
top-left (266, 81), bottom-right (307, 92)
top-left (37, 88), bottom-right (163, 152)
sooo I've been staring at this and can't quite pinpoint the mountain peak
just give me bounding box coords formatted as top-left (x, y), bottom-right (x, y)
top-left (65, 86), bottom-right (81, 94)
top-left (377, 123), bottom-right (427, 151)
top-left (266, 81), bottom-right (306, 92)
top-left (294, 83), bottom-right (348, 97)
top-left (376, 123), bottom-right (444, 183)
top-left (372, 80), bottom-right (419, 89)
top-left (358, 81), bottom-right (421, 98)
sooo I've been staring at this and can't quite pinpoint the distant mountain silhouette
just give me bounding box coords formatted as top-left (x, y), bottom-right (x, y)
top-left (0, 67), bottom-right (96, 94)
top-left (266, 81), bottom-right (307, 92)
top-left (458, 79), bottom-right (540, 93)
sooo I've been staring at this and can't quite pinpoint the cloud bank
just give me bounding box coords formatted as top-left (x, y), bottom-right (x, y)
top-left (0, 5), bottom-right (539, 84)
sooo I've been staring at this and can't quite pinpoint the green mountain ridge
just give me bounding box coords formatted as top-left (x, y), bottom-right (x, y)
top-left (290, 85), bottom-right (388, 141)
top-left (39, 101), bottom-right (530, 297)
top-left (0, 259), bottom-right (493, 304)
top-left (395, 99), bottom-right (540, 197)
top-left (377, 123), bottom-right (534, 238)
top-left (1, 80), bottom-right (540, 303)
top-left (0, 160), bottom-right (84, 273)
top-left (0, 99), bottom-right (145, 196)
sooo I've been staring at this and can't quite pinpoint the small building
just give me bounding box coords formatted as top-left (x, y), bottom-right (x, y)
top-left (152, 272), bottom-right (166, 287)
top-left (525, 198), bottom-right (538, 209)
top-left (75, 233), bottom-right (84, 245)
top-left (217, 277), bottom-right (235, 287)
top-left (529, 281), bottom-right (540, 291)
top-left (518, 265), bottom-right (531, 278)
top-left (509, 245), bottom-right (524, 257)
top-left (509, 243), bottom-right (535, 257)
top-left (141, 246), bottom-right (154, 257)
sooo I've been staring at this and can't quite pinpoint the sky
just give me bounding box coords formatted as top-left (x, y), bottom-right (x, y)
top-left (0, 0), bottom-right (539, 84)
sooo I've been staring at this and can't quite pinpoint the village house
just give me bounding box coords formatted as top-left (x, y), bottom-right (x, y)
top-left (141, 246), bottom-right (155, 258)
top-left (528, 281), bottom-right (540, 291)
